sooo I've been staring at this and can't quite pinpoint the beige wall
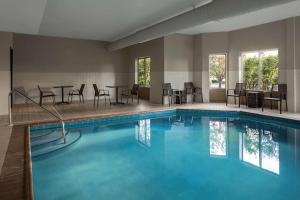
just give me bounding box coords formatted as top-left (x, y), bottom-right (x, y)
top-left (164, 34), bottom-right (194, 89)
top-left (193, 17), bottom-right (300, 110)
top-left (0, 31), bottom-right (13, 115)
top-left (198, 32), bottom-right (229, 102)
top-left (126, 38), bottom-right (164, 104)
top-left (295, 17), bottom-right (300, 112)
top-left (2, 16), bottom-right (300, 113)
top-left (13, 34), bottom-right (128, 102)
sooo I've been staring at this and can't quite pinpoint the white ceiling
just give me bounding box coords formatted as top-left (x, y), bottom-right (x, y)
top-left (0, 0), bottom-right (47, 34)
top-left (0, 0), bottom-right (210, 41)
top-left (0, 0), bottom-right (300, 43)
top-left (178, 0), bottom-right (300, 35)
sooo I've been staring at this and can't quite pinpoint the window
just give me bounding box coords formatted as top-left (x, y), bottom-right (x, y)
top-left (136, 57), bottom-right (151, 87)
top-left (241, 49), bottom-right (279, 90)
top-left (209, 54), bottom-right (226, 89)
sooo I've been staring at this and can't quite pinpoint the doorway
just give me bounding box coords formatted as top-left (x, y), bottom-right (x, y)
top-left (209, 53), bottom-right (227, 102)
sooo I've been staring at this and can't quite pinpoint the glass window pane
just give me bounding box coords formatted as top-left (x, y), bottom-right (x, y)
top-left (209, 54), bottom-right (226, 89)
top-left (242, 50), bottom-right (279, 90)
top-left (136, 57), bottom-right (151, 87)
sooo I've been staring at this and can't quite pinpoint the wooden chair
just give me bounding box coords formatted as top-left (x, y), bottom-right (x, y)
top-left (93, 84), bottom-right (110, 106)
top-left (183, 82), bottom-right (203, 103)
top-left (226, 83), bottom-right (247, 107)
top-left (68, 84), bottom-right (85, 103)
top-left (262, 84), bottom-right (287, 114)
top-left (37, 85), bottom-right (56, 106)
top-left (121, 84), bottom-right (139, 104)
top-left (162, 83), bottom-right (183, 106)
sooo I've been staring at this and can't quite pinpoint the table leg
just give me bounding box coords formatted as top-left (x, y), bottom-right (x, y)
top-left (116, 87), bottom-right (119, 103)
top-left (61, 87), bottom-right (64, 103)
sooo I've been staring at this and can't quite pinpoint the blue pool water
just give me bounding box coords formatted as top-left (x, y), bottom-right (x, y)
top-left (31, 110), bottom-right (300, 200)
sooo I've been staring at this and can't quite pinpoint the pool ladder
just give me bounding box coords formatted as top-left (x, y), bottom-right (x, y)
top-left (8, 89), bottom-right (67, 144)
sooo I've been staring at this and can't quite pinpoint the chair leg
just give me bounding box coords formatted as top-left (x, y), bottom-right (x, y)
top-left (262, 99), bottom-right (264, 112)
top-left (97, 96), bottom-right (99, 107)
top-left (94, 96), bottom-right (96, 105)
top-left (280, 99), bottom-right (282, 114)
top-left (82, 95), bottom-right (84, 103)
top-left (40, 96), bottom-right (43, 106)
top-left (105, 96), bottom-right (107, 105)
top-left (286, 99), bottom-right (288, 112)
top-left (270, 101), bottom-right (273, 110)
top-left (238, 97), bottom-right (241, 107)
top-left (71, 95), bottom-right (73, 103)
top-left (234, 97), bottom-right (236, 105)
top-left (226, 96), bottom-right (228, 106)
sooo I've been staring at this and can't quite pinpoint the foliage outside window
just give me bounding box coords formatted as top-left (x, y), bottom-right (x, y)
top-left (242, 50), bottom-right (279, 91)
top-left (209, 54), bottom-right (226, 89)
top-left (136, 57), bottom-right (151, 87)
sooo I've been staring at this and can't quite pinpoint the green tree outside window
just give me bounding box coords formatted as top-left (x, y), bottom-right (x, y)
top-left (137, 57), bottom-right (151, 87)
top-left (243, 51), bottom-right (279, 90)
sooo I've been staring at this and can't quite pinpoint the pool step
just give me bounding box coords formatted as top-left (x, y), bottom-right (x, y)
top-left (31, 129), bottom-right (69, 148)
top-left (31, 131), bottom-right (81, 158)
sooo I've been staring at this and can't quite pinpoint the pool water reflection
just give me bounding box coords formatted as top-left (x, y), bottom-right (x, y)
top-left (31, 112), bottom-right (300, 200)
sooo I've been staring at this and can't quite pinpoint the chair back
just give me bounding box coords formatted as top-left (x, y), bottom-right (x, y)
top-left (162, 83), bottom-right (172, 96)
top-left (234, 83), bottom-right (246, 95)
top-left (93, 84), bottom-right (99, 96)
top-left (184, 82), bottom-right (194, 94)
top-left (271, 84), bottom-right (287, 99)
top-left (79, 84), bottom-right (85, 94)
top-left (131, 84), bottom-right (139, 95)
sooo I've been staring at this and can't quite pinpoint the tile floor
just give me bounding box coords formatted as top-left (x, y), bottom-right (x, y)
top-left (2, 100), bottom-right (300, 126)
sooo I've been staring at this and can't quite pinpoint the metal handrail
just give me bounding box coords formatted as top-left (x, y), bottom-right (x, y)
top-left (9, 89), bottom-right (66, 143)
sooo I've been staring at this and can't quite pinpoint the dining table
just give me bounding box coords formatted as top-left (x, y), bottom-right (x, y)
top-left (53, 85), bottom-right (73, 104)
top-left (106, 85), bottom-right (127, 105)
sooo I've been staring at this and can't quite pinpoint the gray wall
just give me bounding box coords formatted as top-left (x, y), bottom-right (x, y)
top-left (0, 31), bottom-right (13, 115)
top-left (13, 34), bottom-right (128, 102)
